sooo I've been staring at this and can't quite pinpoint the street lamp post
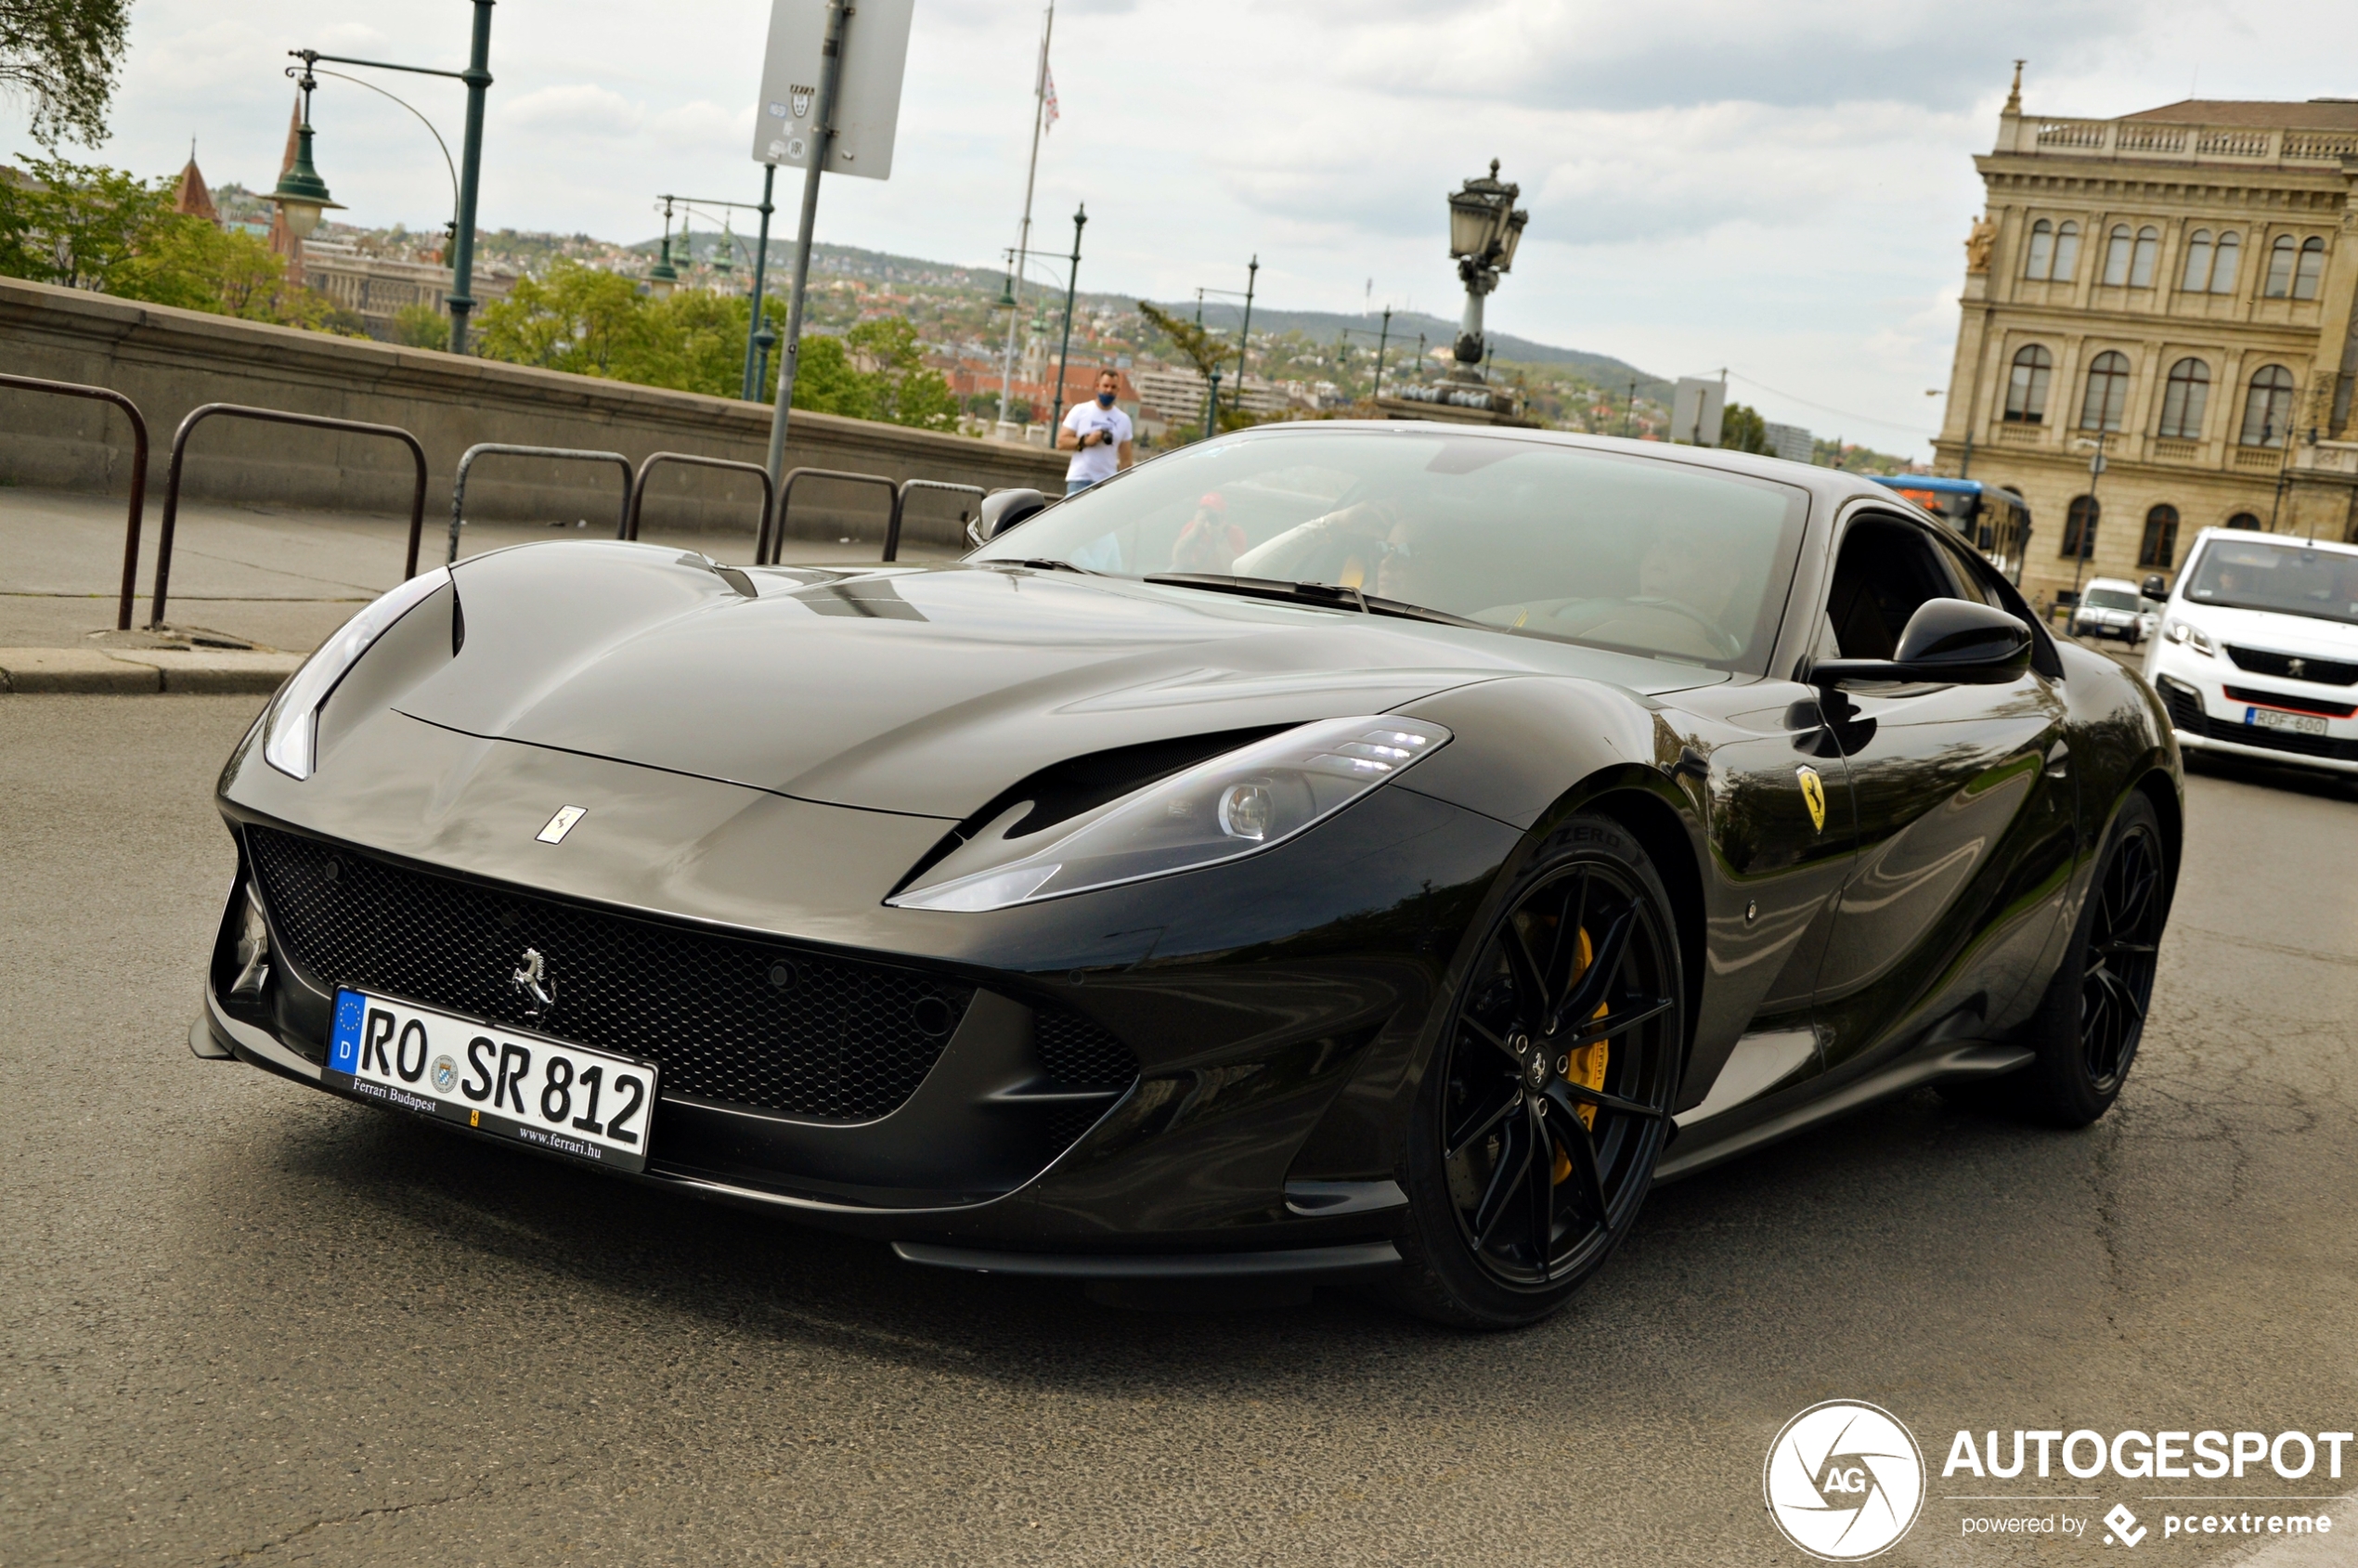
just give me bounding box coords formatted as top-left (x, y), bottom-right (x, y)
top-left (647, 197), bottom-right (680, 299)
top-left (655, 189), bottom-right (781, 398)
top-left (2072, 431), bottom-right (2108, 604)
top-left (1048, 203), bottom-right (1086, 432)
top-left (280, 0), bottom-right (496, 354)
top-left (1444, 159), bottom-right (1527, 384)
top-left (1229, 254), bottom-right (1257, 411)
top-left (1204, 369), bottom-right (1223, 441)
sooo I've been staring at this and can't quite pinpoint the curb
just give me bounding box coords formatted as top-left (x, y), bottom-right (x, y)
top-left (0, 647), bottom-right (301, 695)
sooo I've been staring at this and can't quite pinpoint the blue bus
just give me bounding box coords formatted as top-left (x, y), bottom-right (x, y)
top-left (1870, 475), bottom-right (2033, 587)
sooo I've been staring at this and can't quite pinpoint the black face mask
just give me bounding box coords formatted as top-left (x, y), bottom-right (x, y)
top-left (1097, 391), bottom-right (1116, 408)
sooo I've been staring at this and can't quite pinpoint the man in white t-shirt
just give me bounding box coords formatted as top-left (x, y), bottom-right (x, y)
top-left (1056, 369), bottom-right (1134, 496)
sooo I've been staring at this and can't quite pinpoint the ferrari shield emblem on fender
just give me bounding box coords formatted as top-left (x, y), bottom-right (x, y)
top-left (1797, 766), bottom-right (1827, 833)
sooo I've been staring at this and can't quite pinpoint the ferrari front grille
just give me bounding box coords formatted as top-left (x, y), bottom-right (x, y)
top-left (244, 825), bottom-right (977, 1122)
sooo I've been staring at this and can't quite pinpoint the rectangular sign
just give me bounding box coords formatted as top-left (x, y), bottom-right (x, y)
top-left (1671, 376), bottom-right (1726, 448)
top-left (327, 988), bottom-right (658, 1173)
top-left (752, 0), bottom-right (914, 181)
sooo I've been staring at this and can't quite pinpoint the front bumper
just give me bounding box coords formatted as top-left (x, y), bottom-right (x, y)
top-left (202, 765), bottom-right (1519, 1264)
top-left (2146, 641), bottom-right (2358, 774)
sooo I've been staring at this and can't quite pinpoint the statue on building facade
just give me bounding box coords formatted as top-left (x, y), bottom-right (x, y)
top-left (1964, 214), bottom-right (1998, 275)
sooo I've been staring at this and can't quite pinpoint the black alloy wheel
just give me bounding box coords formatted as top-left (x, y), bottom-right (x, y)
top-left (2007, 791), bottom-right (2170, 1126)
top-left (2079, 815), bottom-right (2164, 1092)
top-left (1393, 814), bottom-right (1683, 1327)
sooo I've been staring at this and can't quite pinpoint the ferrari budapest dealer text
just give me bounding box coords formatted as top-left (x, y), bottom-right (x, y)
top-left (1765, 1399), bottom-right (2349, 1558)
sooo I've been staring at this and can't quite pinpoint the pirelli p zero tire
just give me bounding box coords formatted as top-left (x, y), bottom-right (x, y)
top-left (2008, 790), bottom-right (2169, 1128)
top-left (1389, 812), bottom-right (1685, 1330)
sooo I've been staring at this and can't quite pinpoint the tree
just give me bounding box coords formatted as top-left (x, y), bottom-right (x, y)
top-left (841, 317), bottom-right (956, 430)
top-left (1, 0), bottom-right (132, 149)
top-left (473, 260), bottom-right (659, 377)
top-left (391, 302), bottom-right (449, 351)
top-left (0, 155), bottom-right (342, 328)
top-left (1138, 300), bottom-right (1259, 436)
top-left (1720, 400), bottom-right (1770, 454)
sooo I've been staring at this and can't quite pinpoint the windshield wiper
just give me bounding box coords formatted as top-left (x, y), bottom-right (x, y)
top-left (1145, 573), bottom-right (1484, 630)
top-left (990, 557), bottom-right (1097, 575)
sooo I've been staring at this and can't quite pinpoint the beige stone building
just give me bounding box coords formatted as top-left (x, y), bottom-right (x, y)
top-left (1934, 70), bottom-right (2358, 609)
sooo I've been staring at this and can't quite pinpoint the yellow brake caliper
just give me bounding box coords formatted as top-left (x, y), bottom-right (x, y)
top-left (1553, 926), bottom-right (1610, 1184)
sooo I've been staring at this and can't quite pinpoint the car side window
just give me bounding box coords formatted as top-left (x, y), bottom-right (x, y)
top-left (1822, 516), bottom-right (1967, 659)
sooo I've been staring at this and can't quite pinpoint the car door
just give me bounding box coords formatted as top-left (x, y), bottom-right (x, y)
top-left (1807, 509), bottom-right (2079, 1077)
top-left (1669, 680), bottom-right (1859, 1121)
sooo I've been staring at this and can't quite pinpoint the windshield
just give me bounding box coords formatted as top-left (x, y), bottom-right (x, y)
top-left (2082, 588), bottom-right (2141, 611)
top-left (2184, 537), bottom-right (2358, 627)
top-left (975, 429), bottom-right (1809, 672)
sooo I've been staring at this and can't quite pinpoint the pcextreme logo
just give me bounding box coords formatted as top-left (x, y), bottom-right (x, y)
top-left (1765, 1401), bottom-right (1927, 1561)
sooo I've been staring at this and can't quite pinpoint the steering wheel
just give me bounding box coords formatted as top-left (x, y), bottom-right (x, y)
top-left (1544, 596), bottom-right (1744, 661)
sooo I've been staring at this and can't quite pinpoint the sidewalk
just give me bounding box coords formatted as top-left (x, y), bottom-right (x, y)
top-left (0, 485), bottom-right (954, 693)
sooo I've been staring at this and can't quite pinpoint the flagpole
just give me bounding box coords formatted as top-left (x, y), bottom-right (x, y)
top-left (992, 0), bottom-right (1054, 442)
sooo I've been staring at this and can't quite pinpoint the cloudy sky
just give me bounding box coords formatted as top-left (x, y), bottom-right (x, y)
top-left (19, 0), bottom-right (2358, 454)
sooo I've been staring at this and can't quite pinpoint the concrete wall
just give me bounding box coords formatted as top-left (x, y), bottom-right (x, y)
top-left (0, 276), bottom-right (1067, 551)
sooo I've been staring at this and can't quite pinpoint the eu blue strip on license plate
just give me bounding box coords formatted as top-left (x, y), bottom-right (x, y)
top-left (327, 988), bottom-right (657, 1173)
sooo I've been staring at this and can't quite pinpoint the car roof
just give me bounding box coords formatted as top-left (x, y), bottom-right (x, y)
top-left (1224, 419), bottom-right (1911, 514)
top-left (2186, 525), bottom-right (2358, 559)
top-left (2085, 577), bottom-right (2143, 592)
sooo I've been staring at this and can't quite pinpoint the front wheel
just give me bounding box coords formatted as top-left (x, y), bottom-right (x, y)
top-left (1388, 814), bottom-right (1684, 1329)
top-left (2007, 791), bottom-right (2169, 1125)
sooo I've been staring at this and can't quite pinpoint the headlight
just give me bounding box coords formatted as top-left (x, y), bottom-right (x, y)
top-left (2163, 618), bottom-right (2214, 655)
top-left (263, 568), bottom-right (452, 780)
top-left (889, 715), bottom-right (1453, 913)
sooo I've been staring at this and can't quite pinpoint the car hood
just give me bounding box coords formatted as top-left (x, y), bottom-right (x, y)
top-left (399, 543), bottom-right (1724, 819)
top-left (2179, 600), bottom-right (2358, 657)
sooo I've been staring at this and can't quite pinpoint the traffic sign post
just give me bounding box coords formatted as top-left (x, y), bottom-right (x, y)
top-left (757, 0), bottom-right (913, 519)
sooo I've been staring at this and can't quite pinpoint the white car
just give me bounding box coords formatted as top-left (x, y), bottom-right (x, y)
top-left (2144, 528), bottom-right (2358, 775)
top-left (2069, 577), bottom-right (2162, 644)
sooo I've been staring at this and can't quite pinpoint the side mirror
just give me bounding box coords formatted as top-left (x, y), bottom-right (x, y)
top-left (966, 487), bottom-right (1047, 550)
top-left (2141, 574), bottom-right (2170, 601)
top-left (1812, 597), bottom-right (2032, 688)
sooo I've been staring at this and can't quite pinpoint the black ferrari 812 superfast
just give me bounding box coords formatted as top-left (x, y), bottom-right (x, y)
top-left (199, 423), bottom-right (2179, 1326)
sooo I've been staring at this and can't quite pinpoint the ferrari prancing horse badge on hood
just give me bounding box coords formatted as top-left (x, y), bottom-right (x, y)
top-left (1797, 766), bottom-right (1827, 833)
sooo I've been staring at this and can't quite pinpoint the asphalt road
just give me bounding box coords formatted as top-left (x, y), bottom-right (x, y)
top-left (4, 696), bottom-right (2354, 1567)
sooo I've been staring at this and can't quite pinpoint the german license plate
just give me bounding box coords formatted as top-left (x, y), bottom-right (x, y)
top-left (326, 989), bottom-right (656, 1173)
top-left (2246, 706), bottom-right (2328, 737)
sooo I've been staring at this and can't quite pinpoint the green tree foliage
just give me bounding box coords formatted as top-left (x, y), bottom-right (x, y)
top-left (1137, 300), bottom-right (1259, 436)
top-left (0, 155), bottom-right (341, 327)
top-left (2, 0), bottom-right (132, 149)
top-left (391, 302), bottom-right (449, 351)
top-left (475, 261), bottom-right (958, 429)
top-left (1720, 401), bottom-right (1771, 454)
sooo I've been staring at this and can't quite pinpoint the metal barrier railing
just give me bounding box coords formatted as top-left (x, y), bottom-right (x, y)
top-left (152, 404), bottom-right (427, 629)
top-left (889, 478), bottom-right (987, 563)
top-left (625, 452), bottom-right (776, 561)
top-left (448, 444), bottom-right (634, 564)
top-left (0, 373), bottom-right (151, 631)
top-left (766, 466), bottom-right (900, 565)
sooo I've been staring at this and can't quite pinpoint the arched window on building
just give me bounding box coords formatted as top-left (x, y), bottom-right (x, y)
top-left (2103, 225), bottom-right (2135, 286)
top-left (2061, 495), bottom-right (2100, 561)
top-left (2053, 221), bottom-right (2081, 281)
top-left (2294, 237), bottom-right (2327, 300)
top-left (2079, 350), bottom-right (2131, 432)
top-left (2025, 219), bottom-right (2054, 280)
top-left (2210, 231), bottom-right (2241, 293)
top-left (2240, 364), bottom-right (2297, 447)
top-left (2181, 230), bottom-right (2214, 292)
top-left (2265, 235), bottom-right (2300, 298)
top-left (2225, 512), bottom-right (2261, 531)
top-left (2004, 344), bottom-right (2054, 424)
top-left (2139, 506), bottom-right (2180, 569)
top-left (2157, 358), bottom-right (2210, 439)
top-left (2130, 226), bottom-right (2160, 288)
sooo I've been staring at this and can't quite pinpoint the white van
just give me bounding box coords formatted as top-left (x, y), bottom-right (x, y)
top-left (2144, 528), bottom-right (2358, 775)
